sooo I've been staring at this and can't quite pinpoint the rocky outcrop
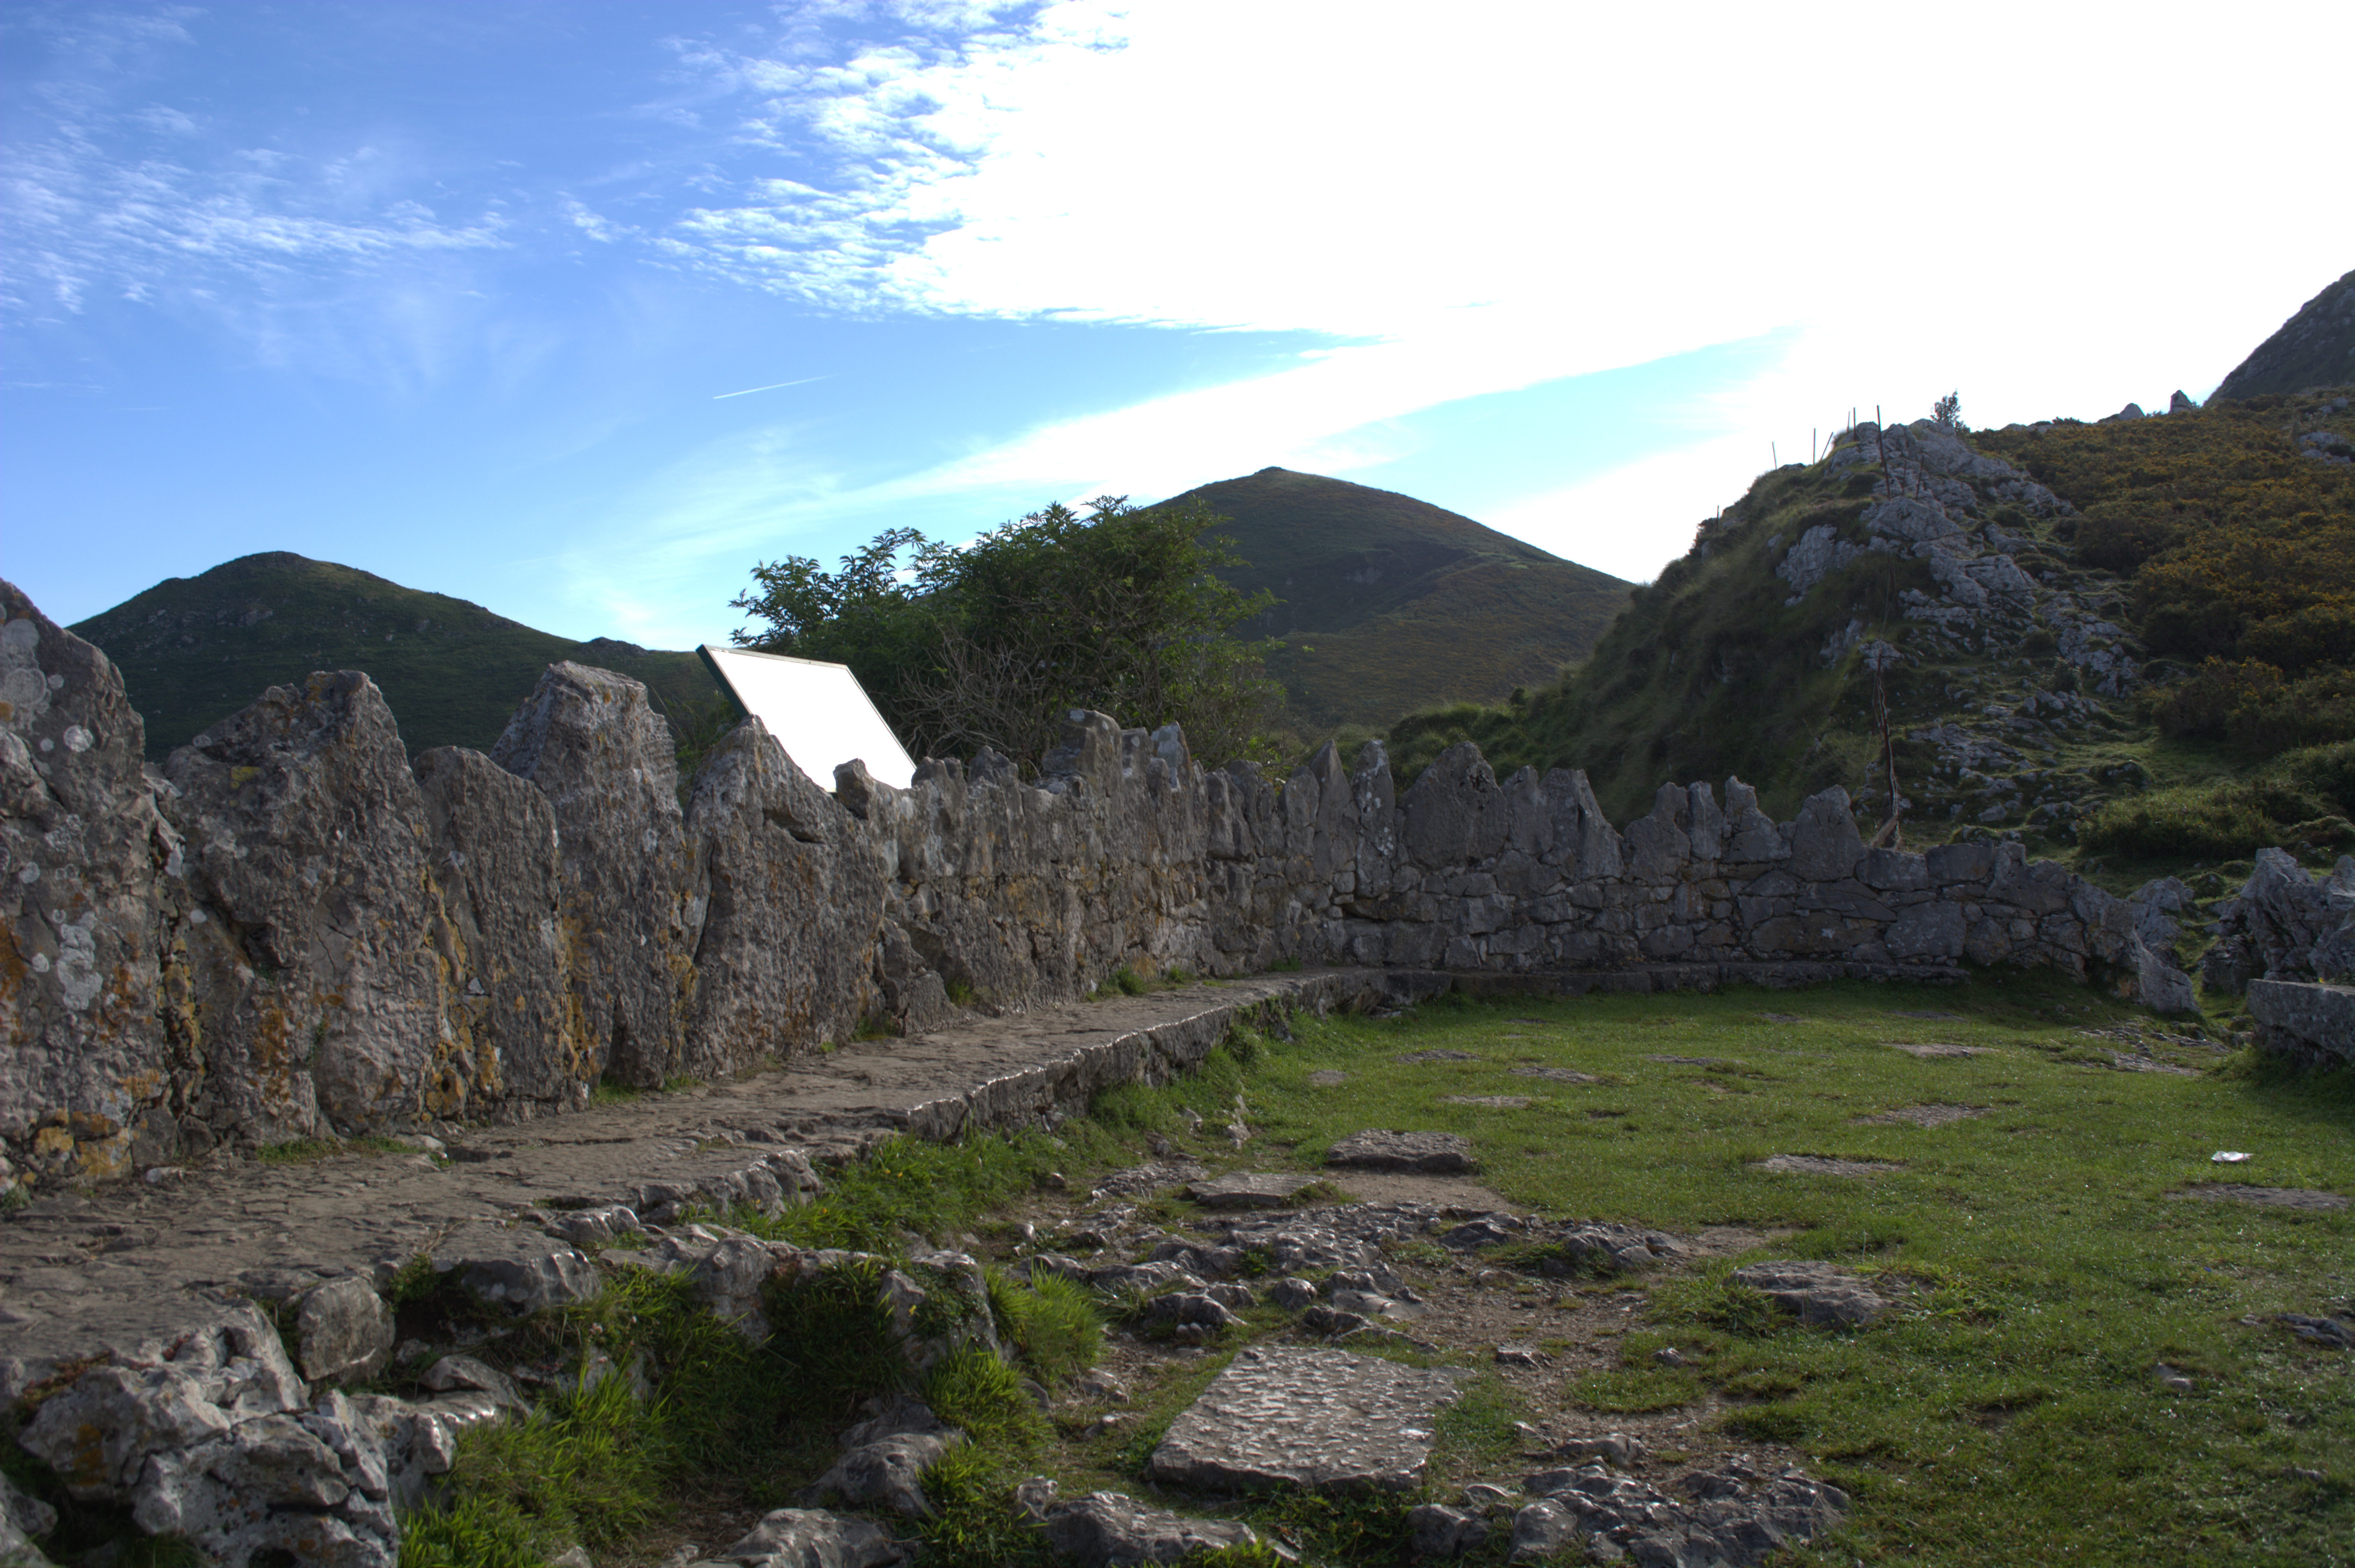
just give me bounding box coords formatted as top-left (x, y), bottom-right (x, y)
top-left (1, 580), bottom-right (2204, 1189)
top-left (2201, 849), bottom-right (2355, 994)
top-left (163, 671), bottom-right (451, 1143)
top-left (491, 662), bottom-right (706, 1089)
top-left (682, 718), bottom-right (883, 1077)
top-left (2246, 980), bottom-right (2354, 1068)
top-left (1, 583), bottom-right (180, 1188)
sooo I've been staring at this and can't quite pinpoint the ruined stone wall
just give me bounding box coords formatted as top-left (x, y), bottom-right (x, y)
top-left (0, 580), bottom-right (2197, 1190)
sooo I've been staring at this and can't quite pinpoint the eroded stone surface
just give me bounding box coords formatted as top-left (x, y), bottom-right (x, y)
top-left (703, 1507), bottom-right (909, 1568)
top-left (1146, 1346), bottom-right (1462, 1493)
top-left (1328, 1130), bottom-right (1477, 1174)
top-left (1757, 1154), bottom-right (1899, 1178)
top-left (1520, 1456), bottom-right (1848, 1566)
top-left (1186, 1172), bottom-right (1323, 1208)
top-left (1038, 1491), bottom-right (1259, 1567)
top-left (1729, 1260), bottom-right (1890, 1327)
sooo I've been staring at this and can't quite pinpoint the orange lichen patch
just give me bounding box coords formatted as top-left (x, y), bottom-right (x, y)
top-left (32, 1126), bottom-right (74, 1160)
top-left (74, 1129), bottom-right (135, 1181)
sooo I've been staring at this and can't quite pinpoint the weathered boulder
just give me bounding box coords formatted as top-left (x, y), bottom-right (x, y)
top-left (295, 1276), bottom-right (395, 1384)
top-left (2248, 979), bottom-right (2355, 1068)
top-left (1327, 1129), bottom-right (1476, 1174)
top-left (705, 1507), bottom-right (909, 1568)
top-left (412, 744), bottom-right (588, 1110)
top-left (1786, 788), bottom-right (1865, 882)
top-left (0, 1465), bottom-right (57, 1567)
top-left (2203, 850), bottom-right (2355, 993)
top-left (491, 662), bottom-right (703, 1088)
top-left (428, 1223), bottom-right (601, 1315)
top-left (0, 580), bottom-right (178, 1187)
top-left (1146, 1345), bottom-right (1462, 1493)
top-left (1728, 1259), bottom-right (1888, 1327)
top-left (1039, 1492), bottom-right (1261, 1566)
top-left (163, 671), bottom-right (447, 1141)
top-left (678, 718), bottom-right (883, 1074)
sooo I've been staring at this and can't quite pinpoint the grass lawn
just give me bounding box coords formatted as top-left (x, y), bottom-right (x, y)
top-left (385, 970), bottom-right (2350, 1568)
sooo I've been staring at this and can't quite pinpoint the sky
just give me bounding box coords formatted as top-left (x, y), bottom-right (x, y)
top-left (4, 2), bottom-right (2350, 648)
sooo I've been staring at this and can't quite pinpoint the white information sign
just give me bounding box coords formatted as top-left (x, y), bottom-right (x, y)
top-left (697, 645), bottom-right (918, 791)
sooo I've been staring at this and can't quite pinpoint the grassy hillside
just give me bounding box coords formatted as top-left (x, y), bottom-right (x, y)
top-left (2212, 268), bottom-right (2355, 400)
top-left (1169, 467), bottom-right (1633, 733)
top-left (73, 552), bottom-right (725, 761)
top-left (1387, 391), bottom-right (2355, 893)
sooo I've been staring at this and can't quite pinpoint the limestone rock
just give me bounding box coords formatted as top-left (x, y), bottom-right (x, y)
top-left (2248, 979), bottom-right (2355, 1068)
top-left (1039, 1491), bottom-right (1261, 1566)
top-left (412, 745), bottom-right (586, 1109)
top-left (1146, 1345), bottom-right (1462, 1493)
top-left (1187, 1171), bottom-right (1323, 1208)
top-left (804, 1428), bottom-right (962, 1518)
top-left (711, 1507), bottom-right (909, 1568)
top-left (430, 1223), bottom-right (600, 1315)
top-left (2203, 850), bottom-right (2355, 993)
top-left (295, 1276), bottom-right (394, 1385)
top-left (1785, 788), bottom-right (1865, 882)
top-left (1327, 1129), bottom-right (1475, 1173)
top-left (679, 719), bottom-right (884, 1074)
top-left (1409, 1502), bottom-right (1488, 1557)
top-left (163, 670), bottom-right (445, 1140)
top-left (491, 662), bottom-right (703, 1088)
top-left (0, 580), bottom-right (178, 1186)
top-left (0, 1464), bottom-right (57, 1567)
top-left (1728, 1259), bottom-right (1889, 1326)
top-left (1507, 1498), bottom-right (1579, 1563)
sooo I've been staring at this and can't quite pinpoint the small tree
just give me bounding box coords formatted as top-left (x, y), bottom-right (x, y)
top-left (1932, 391), bottom-right (1967, 431)
top-left (732, 497), bottom-right (1285, 769)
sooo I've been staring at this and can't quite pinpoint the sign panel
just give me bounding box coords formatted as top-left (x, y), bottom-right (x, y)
top-left (697, 645), bottom-right (919, 791)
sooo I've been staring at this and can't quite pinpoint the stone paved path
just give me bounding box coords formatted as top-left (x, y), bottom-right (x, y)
top-left (0, 970), bottom-right (1379, 1396)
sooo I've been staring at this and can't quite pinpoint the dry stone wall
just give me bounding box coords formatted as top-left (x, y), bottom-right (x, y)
top-left (0, 579), bottom-right (2199, 1189)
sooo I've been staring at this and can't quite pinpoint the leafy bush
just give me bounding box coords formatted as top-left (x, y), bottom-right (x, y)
top-left (2153, 658), bottom-right (2355, 755)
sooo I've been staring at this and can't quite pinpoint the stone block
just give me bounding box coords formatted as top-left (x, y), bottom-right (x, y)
top-left (430, 1224), bottom-right (600, 1315)
top-left (295, 1277), bottom-right (394, 1385)
top-left (1146, 1346), bottom-right (1463, 1493)
top-left (2249, 979), bottom-right (2355, 1067)
top-left (1327, 1129), bottom-right (1476, 1173)
top-left (1786, 788), bottom-right (1865, 882)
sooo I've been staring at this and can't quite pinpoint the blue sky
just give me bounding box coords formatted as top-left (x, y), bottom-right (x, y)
top-left (5, 2), bottom-right (2350, 647)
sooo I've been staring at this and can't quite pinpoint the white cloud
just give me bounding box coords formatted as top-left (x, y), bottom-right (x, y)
top-left (636, 0), bottom-right (2351, 584)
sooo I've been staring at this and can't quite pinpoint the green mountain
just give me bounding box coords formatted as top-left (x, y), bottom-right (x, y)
top-left (73, 552), bottom-right (725, 761)
top-left (1169, 467), bottom-right (1634, 733)
top-left (1387, 385), bottom-right (2355, 893)
top-left (2212, 269), bottom-right (2355, 400)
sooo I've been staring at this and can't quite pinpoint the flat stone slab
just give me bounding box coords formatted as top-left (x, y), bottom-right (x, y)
top-left (1511, 1066), bottom-right (1599, 1084)
top-left (1186, 1173), bottom-right (1324, 1210)
top-left (1146, 1346), bottom-right (1463, 1494)
top-left (1730, 1259), bottom-right (1890, 1326)
top-left (1306, 1070), bottom-right (1348, 1086)
top-left (1394, 1049), bottom-right (1478, 1064)
top-left (1885, 1041), bottom-right (1988, 1058)
top-left (1439, 1095), bottom-right (1531, 1109)
top-left (2171, 1184), bottom-right (2349, 1211)
top-left (1862, 1104), bottom-right (1982, 1128)
top-left (1757, 1154), bottom-right (1900, 1177)
top-left (1327, 1130), bottom-right (1477, 1174)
